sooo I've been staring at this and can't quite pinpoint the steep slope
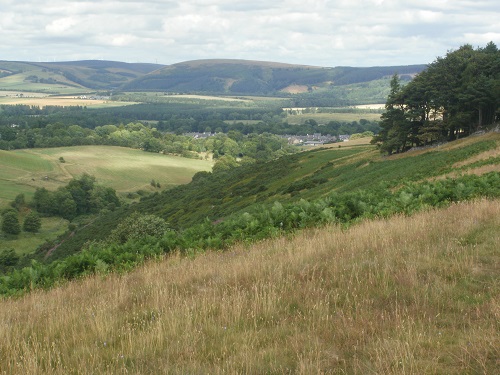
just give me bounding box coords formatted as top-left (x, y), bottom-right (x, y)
top-left (1, 199), bottom-right (498, 373)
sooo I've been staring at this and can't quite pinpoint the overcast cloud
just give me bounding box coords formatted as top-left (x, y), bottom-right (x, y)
top-left (1, 0), bottom-right (499, 66)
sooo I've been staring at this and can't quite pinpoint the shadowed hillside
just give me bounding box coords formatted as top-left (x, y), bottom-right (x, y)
top-left (0, 58), bottom-right (426, 99)
top-left (122, 59), bottom-right (427, 94)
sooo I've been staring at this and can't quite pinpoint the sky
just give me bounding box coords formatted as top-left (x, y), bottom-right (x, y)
top-left (1, 0), bottom-right (499, 67)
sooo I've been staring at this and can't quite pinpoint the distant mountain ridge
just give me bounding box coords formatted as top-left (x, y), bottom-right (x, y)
top-left (0, 58), bottom-right (427, 95)
top-left (122, 59), bottom-right (427, 94)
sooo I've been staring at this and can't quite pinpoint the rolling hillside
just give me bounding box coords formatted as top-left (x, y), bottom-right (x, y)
top-left (1, 179), bottom-right (498, 373)
top-left (122, 59), bottom-right (427, 94)
top-left (0, 60), bottom-right (163, 92)
top-left (43, 131), bottom-right (500, 261)
top-left (1, 59), bottom-right (426, 97)
top-left (1, 131), bottom-right (499, 373)
top-left (0, 146), bottom-right (212, 256)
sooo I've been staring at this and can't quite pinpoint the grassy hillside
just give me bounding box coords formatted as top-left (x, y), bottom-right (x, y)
top-left (1, 198), bottom-right (498, 373)
top-left (45, 132), bottom-right (500, 261)
top-left (0, 146), bottom-right (212, 206)
top-left (0, 146), bottom-right (212, 255)
top-left (0, 60), bottom-right (163, 93)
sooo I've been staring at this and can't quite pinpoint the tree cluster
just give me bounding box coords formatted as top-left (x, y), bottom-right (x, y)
top-left (1, 207), bottom-right (41, 236)
top-left (373, 43), bottom-right (500, 154)
top-left (31, 174), bottom-right (121, 220)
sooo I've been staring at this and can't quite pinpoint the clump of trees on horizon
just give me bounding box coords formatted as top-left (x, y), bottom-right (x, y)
top-left (373, 42), bottom-right (500, 154)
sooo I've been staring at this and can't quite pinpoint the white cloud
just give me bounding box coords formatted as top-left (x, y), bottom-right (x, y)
top-left (0, 0), bottom-right (498, 66)
top-left (45, 17), bottom-right (78, 34)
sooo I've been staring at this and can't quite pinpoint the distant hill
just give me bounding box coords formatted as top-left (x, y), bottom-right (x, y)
top-left (0, 60), bottom-right (164, 92)
top-left (122, 59), bottom-right (427, 94)
top-left (0, 59), bottom-right (426, 95)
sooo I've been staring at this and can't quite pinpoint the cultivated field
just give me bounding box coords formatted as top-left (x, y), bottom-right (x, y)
top-left (323, 136), bottom-right (373, 148)
top-left (1, 199), bottom-right (498, 373)
top-left (162, 94), bottom-right (251, 102)
top-left (0, 76), bottom-right (83, 95)
top-left (0, 94), bottom-right (136, 108)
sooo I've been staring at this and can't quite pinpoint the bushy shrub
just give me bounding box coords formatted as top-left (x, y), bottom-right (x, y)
top-left (1, 211), bottom-right (21, 235)
top-left (23, 211), bottom-right (42, 233)
top-left (107, 212), bottom-right (170, 244)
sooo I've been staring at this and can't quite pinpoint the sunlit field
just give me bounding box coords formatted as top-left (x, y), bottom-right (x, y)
top-left (0, 146), bottom-right (212, 208)
top-left (0, 95), bottom-right (136, 108)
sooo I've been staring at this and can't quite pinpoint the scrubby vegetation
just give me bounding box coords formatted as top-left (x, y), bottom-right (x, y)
top-left (2, 164), bottom-right (499, 296)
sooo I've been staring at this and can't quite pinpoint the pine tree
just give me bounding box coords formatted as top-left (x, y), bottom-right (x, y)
top-left (371, 74), bottom-right (409, 154)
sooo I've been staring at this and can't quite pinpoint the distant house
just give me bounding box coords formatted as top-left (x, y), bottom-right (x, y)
top-left (338, 134), bottom-right (350, 141)
top-left (185, 132), bottom-right (216, 139)
top-left (303, 141), bottom-right (323, 146)
top-left (282, 133), bottom-right (336, 146)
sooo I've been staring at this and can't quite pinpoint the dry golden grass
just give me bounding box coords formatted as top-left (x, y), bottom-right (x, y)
top-left (1, 200), bottom-right (499, 374)
top-left (0, 96), bottom-right (136, 108)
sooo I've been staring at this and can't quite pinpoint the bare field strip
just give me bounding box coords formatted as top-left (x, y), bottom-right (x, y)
top-left (286, 112), bottom-right (382, 124)
top-left (0, 91), bottom-right (50, 98)
top-left (0, 96), bottom-right (137, 108)
top-left (162, 94), bottom-right (251, 102)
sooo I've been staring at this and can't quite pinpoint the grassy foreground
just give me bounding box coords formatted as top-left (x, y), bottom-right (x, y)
top-left (1, 199), bottom-right (498, 374)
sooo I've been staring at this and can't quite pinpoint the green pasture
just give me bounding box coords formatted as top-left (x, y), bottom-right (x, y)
top-left (0, 145), bottom-right (212, 255)
top-left (0, 150), bottom-right (55, 208)
top-left (0, 146), bottom-right (213, 208)
top-left (0, 71), bottom-right (84, 94)
top-left (32, 146), bottom-right (213, 191)
top-left (0, 216), bottom-right (68, 256)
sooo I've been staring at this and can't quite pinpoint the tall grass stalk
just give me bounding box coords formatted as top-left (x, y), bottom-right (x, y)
top-left (1, 199), bottom-right (498, 374)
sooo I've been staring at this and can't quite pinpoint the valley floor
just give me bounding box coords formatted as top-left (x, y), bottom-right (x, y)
top-left (1, 199), bottom-right (499, 374)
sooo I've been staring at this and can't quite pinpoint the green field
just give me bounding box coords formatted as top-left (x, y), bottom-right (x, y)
top-left (0, 70), bottom-right (84, 94)
top-left (0, 216), bottom-right (68, 255)
top-left (0, 150), bottom-right (55, 206)
top-left (0, 146), bottom-right (213, 207)
top-left (0, 145), bottom-right (213, 254)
